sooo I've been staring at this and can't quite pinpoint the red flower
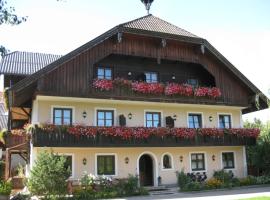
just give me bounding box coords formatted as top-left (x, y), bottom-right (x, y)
top-left (194, 87), bottom-right (209, 97)
top-left (198, 128), bottom-right (224, 137)
top-left (164, 83), bottom-right (182, 95)
top-left (182, 84), bottom-right (193, 96)
top-left (208, 87), bottom-right (222, 98)
top-left (93, 79), bottom-right (113, 91)
top-left (171, 128), bottom-right (196, 139)
top-left (227, 128), bottom-right (260, 138)
top-left (131, 82), bottom-right (164, 94)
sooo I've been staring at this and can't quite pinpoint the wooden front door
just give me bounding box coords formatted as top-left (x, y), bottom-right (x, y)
top-left (139, 154), bottom-right (153, 186)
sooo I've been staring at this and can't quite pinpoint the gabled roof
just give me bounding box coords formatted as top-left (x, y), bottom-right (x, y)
top-left (121, 15), bottom-right (198, 38)
top-left (0, 51), bottom-right (62, 75)
top-left (7, 14), bottom-right (268, 112)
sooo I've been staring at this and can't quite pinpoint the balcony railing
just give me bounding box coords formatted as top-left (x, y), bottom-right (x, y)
top-left (31, 126), bottom-right (257, 147)
top-left (88, 80), bottom-right (246, 106)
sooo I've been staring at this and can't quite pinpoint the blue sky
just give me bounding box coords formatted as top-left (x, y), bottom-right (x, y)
top-left (1, 0), bottom-right (270, 121)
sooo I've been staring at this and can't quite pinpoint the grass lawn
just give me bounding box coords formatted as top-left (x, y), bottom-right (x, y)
top-left (239, 197), bottom-right (270, 200)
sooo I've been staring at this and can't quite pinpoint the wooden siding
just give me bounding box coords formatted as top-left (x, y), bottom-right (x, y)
top-left (38, 33), bottom-right (251, 106)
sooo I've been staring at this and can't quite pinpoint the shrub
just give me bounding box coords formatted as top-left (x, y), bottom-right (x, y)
top-left (213, 170), bottom-right (234, 184)
top-left (239, 176), bottom-right (257, 186)
top-left (182, 181), bottom-right (202, 191)
top-left (205, 178), bottom-right (222, 189)
top-left (177, 171), bottom-right (192, 190)
top-left (27, 151), bottom-right (71, 197)
top-left (255, 175), bottom-right (270, 184)
top-left (0, 180), bottom-right (12, 195)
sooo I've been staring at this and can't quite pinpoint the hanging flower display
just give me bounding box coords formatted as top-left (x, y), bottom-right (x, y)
top-left (198, 128), bottom-right (224, 137)
top-left (93, 79), bottom-right (113, 91)
top-left (131, 82), bottom-right (164, 94)
top-left (208, 87), bottom-right (222, 98)
top-left (194, 87), bottom-right (209, 97)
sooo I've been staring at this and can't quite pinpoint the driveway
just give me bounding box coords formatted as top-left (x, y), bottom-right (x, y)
top-left (113, 185), bottom-right (270, 200)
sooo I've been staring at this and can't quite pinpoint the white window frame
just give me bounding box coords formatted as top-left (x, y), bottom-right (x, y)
top-left (220, 151), bottom-right (236, 170)
top-left (95, 153), bottom-right (118, 176)
top-left (187, 112), bottom-right (204, 128)
top-left (217, 113), bottom-right (233, 128)
top-left (51, 105), bottom-right (75, 125)
top-left (94, 107), bottom-right (117, 126)
top-left (56, 153), bottom-right (75, 179)
top-left (189, 152), bottom-right (207, 172)
top-left (144, 110), bottom-right (163, 127)
top-left (161, 152), bottom-right (174, 171)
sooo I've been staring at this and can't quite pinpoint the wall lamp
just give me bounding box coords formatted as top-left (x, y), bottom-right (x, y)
top-left (125, 157), bottom-right (129, 164)
top-left (82, 111), bottom-right (87, 119)
top-left (179, 155), bottom-right (183, 163)
top-left (212, 155), bottom-right (216, 161)
top-left (82, 158), bottom-right (87, 165)
top-left (209, 116), bottom-right (213, 122)
top-left (128, 71), bottom-right (132, 76)
top-left (128, 113), bottom-right (133, 119)
top-left (173, 114), bottom-right (177, 120)
top-left (172, 75), bottom-right (176, 80)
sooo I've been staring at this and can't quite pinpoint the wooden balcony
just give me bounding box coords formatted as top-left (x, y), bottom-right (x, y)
top-left (88, 87), bottom-right (246, 107)
top-left (32, 127), bottom-right (256, 147)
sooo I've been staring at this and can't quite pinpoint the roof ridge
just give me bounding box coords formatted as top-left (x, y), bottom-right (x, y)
top-left (119, 14), bottom-right (152, 27)
top-left (3, 51), bottom-right (62, 57)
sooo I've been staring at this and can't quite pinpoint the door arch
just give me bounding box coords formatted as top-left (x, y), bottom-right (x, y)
top-left (137, 152), bottom-right (158, 187)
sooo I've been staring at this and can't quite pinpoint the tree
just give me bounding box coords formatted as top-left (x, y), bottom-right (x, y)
top-left (0, 0), bottom-right (27, 57)
top-left (245, 119), bottom-right (270, 175)
top-left (27, 151), bottom-right (71, 197)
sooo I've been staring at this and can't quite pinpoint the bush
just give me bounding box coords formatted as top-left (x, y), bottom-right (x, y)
top-left (0, 180), bottom-right (12, 195)
top-left (73, 174), bottom-right (147, 199)
top-left (177, 171), bottom-right (192, 190)
top-left (205, 178), bottom-right (222, 189)
top-left (213, 170), bottom-right (234, 184)
top-left (182, 181), bottom-right (202, 191)
top-left (27, 151), bottom-right (71, 197)
top-left (239, 176), bottom-right (257, 186)
top-left (255, 175), bottom-right (270, 184)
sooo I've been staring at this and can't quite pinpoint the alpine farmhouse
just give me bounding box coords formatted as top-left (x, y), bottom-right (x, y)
top-left (1, 15), bottom-right (268, 186)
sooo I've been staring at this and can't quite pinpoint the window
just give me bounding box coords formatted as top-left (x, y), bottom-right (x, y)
top-left (145, 72), bottom-right (158, 83)
top-left (219, 115), bottom-right (232, 128)
top-left (145, 112), bottom-right (161, 127)
top-left (97, 155), bottom-right (115, 175)
top-left (191, 153), bottom-right (205, 171)
top-left (222, 152), bottom-right (235, 169)
top-left (55, 154), bottom-right (73, 177)
top-left (97, 67), bottom-right (112, 80)
top-left (187, 79), bottom-right (198, 88)
top-left (97, 110), bottom-right (114, 126)
top-left (53, 108), bottom-right (72, 125)
top-left (188, 114), bottom-right (202, 128)
top-left (162, 154), bottom-right (172, 169)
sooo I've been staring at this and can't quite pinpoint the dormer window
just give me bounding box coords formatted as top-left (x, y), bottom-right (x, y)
top-left (97, 67), bottom-right (112, 80)
top-left (145, 72), bottom-right (158, 83)
top-left (187, 79), bottom-right (198, 88)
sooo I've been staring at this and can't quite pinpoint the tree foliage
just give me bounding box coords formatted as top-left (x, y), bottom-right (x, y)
top-left (27, 151), bottom-right (71, 197)
top-left (0, 0), bottom-right (27, 57)
top-left (245, 119), bottom-right (270, 175)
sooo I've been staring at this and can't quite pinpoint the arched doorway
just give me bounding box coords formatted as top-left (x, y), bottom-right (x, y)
top-left (139, 154), bottom-right (154, 186)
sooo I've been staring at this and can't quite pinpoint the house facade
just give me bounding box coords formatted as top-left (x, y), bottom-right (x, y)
top-left (4, 15), bottom-right (268, 186)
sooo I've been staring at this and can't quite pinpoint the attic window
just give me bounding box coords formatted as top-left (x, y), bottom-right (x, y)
top-left (187, 79), bottom-right (198, 88)
top-left (97, 67), bottom-right (112, 80)
top-left (145, 72), bottom-right (158, 83)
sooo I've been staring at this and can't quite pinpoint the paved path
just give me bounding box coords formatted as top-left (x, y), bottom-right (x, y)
top-left (112, 186), bottom-right (270, 200)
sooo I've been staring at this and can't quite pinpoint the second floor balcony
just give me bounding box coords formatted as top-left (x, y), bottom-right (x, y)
top-left (30, 124), bottom-right (258, 147)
